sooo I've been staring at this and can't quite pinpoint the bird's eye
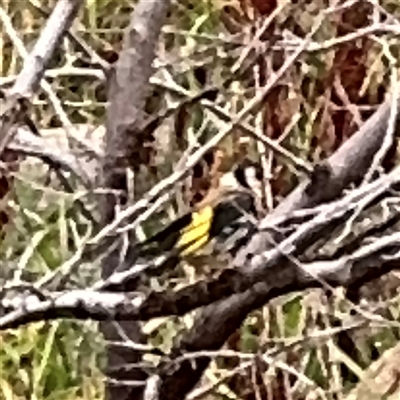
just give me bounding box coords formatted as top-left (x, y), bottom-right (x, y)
top-left (255, 166), bottom-right (263, 181)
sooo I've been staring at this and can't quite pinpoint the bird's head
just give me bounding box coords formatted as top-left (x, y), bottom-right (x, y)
top-left (218, 159), bottom-right (264, 200)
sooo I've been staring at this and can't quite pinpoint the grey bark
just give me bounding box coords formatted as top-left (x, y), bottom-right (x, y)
top-left (99, 2), bottom-right (171, 400)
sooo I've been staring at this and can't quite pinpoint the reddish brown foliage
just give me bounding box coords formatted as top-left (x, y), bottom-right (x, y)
top-left (249, 0), bottom-right (277, 16)
top-left (329, 2), bottom-right (373, 148)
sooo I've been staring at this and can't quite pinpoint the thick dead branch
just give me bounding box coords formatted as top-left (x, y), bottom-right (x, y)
top-left (1, 227), bottom-right (400, 328)
top-left (99, 1), bottom-right (171, 399)
top-left (264, 96), bottom-right (400, 224)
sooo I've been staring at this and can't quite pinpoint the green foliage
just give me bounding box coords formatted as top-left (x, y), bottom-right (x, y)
top-left (0, 321), bottom-right (103, 400)
top-left (282, 295), bottom-right (303, 337)
top-left (0, 170), bottom-right (103, 400)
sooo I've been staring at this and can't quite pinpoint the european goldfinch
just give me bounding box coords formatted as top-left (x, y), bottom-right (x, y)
top-left (139, 159), bottom-right (263, 261)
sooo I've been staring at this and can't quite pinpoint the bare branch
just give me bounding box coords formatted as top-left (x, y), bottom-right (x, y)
top-left (0, 0), bottom-right (82, 155)
top-left (99, 1), bottom-right (172, 399)
top-left (2, 167), bottom-right (400, 332)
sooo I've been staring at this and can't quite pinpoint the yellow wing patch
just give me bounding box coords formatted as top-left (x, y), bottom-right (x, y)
top-left (177, 206), bottom-right (214, 256)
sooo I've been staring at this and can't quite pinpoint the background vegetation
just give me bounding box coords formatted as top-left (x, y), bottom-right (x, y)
top-left (1, 0), bottom-right (400, 399)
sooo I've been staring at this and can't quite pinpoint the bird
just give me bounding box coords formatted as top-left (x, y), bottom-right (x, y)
top-left (137, 158), bottom-right (264, 265)
top-left (100, 158), bottom-right (265, 292)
